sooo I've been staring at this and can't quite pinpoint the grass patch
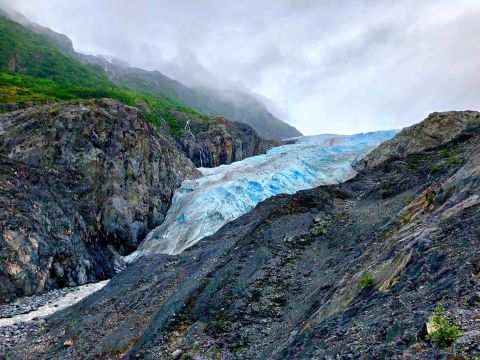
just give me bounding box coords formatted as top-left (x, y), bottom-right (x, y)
top-left (430, 150), bottom-right (462, 173)
top-left (441, 149), bottom-right (451, 158)
top-left (401, 213), bottom-right (412, 224)
top-left (287, 257), bottom-right (299, 265)
top-left (448, 156), bottom-right (461, 165)
top-left (228, 343), bottom-right (243, 352)
top-left (0, 72), bottom-right (201, 136)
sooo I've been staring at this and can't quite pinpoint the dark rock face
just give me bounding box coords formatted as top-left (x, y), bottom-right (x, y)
top-left (7, 111), bottom-right (480, 359)
top-left (0, 99), bottom-right (199, 302)
top-left (174, 115), bottom-right (277, 167)
top-left (0, 156), bottom-right (113, 304)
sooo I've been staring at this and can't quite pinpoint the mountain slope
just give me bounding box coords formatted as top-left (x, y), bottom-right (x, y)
top-left (2, 6), bottom-right (302, 140)
top-left (0, 13), bottom-right (206, 136)
top-left (7, 7), bottom-right (301, 141)
top-left (0, 8), bottom-right (297, 164)
top-left (0, 14), bottom-right (107, 86)
top-left (177, 87), bottom-right (302, 140)
top-left (8, 111), bottom-right (480, 358)
top-left (79, 57), bottom-right (302, 140)
top-left (0, 7), bottom-right (75, 55)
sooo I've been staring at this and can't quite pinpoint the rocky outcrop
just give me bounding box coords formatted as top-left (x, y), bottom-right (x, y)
top-left (358, 111), bottom-right (480, 169)
top-left (8, 111), bottom-right (480, 359)
top-left (0, 99), bottom-right (199, 302)
top-left (173, 113), bottom-right (278, 167)
top-left (0, 155), bottom-right (114, 304)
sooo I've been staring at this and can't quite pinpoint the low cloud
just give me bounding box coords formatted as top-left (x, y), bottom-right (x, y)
top-left (5, 0), bottom-right (480, 134)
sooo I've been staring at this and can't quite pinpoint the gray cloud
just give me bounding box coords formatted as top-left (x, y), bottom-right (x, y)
top-left (5, 0), bottom-right (480, 134)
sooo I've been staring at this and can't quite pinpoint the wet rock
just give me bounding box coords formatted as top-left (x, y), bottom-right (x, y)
top-left (0, 99), bottom-right (199, 302)
top-left (172, 113), bottom-right (277, 167)
top-left (171, 349), bottom-right (183, 359)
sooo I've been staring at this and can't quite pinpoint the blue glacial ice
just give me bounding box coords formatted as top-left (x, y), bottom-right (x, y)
top-left (127, 130), bottom-right (398, 259)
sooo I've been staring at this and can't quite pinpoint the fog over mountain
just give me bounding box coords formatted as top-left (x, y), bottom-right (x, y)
top-left (4, 0), bottom-right (480, 134)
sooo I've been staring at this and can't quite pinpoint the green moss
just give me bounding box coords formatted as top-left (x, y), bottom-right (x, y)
top-left (430, 150), bottom-right (462, 173)
top-left (287, 257), bottom-right (299, 265)
top-left (359, 272), bottom-right (373, 289)
top-left (228, 343), bottom-right (243, 352)
top-left (213, 319), bottom-right (226, 333)
top-left (441, 149), bottom-right (451, 158)
top-left (429, 162), bottom-right (448, 173)
top-left (401, 213), bottom-right (412, 224)
top-left (448, 156), bottom-right (461, 165)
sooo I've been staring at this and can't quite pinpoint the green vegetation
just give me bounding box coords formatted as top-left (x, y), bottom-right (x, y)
top-left (429, 162), bottom-right (448, 173)
top-left (425, 193), bottom-right (436, 206)
top-left (315, 223), bottom-right (327, 236)
top-left (427, 306), bottom-right (463, 348)
top-left (287, 257), bottom-right (299, 265)
top-left (449, 156), bottom-right (462, 165)
top-left (430, 149), bottom-right (462, 173)
top-left (0, 72), bottom-right (134, 104)
top-left (406, 195), bottom-right (415, 204)
top-left (401, 213), bottom-right (412, 224)
top-left (0, 14), bottom-right (202, 135)
top-left (359, 271), bottom-right (373, 289)
top-left (228, 342), bottom-right (243, 352)
top-left (441, 149), bottom-right (451, 158)
top-left (0, 72), bottom-right (199, 135)
top-left (0, 16), bottom-right (108, 86)
top-left (214, 319), bottom-right (227, 333)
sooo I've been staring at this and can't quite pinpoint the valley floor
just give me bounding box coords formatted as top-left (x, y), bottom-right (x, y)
top-left (0, 281), bottom-right (108, 351)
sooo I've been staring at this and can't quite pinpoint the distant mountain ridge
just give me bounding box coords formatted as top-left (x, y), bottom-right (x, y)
top-left (0, 10), bottom-right (281, 168)
top-left (78, 55), bottom-right (302, 140)
top-left (0, 6), bottom-right (301, 140)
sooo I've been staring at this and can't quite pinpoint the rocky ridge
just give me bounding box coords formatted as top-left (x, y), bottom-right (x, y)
top-left (6, 111), bottom-right (480, 359)
top-left (172, 113), bottom-right (277, 168)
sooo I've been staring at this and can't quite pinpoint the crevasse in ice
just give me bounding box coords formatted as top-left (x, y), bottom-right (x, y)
top-left (127, 130), bottom-right (398, 260)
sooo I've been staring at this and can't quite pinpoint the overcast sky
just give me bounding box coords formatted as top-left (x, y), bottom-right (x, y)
top-left (5, 0), bottom-right (480, 134)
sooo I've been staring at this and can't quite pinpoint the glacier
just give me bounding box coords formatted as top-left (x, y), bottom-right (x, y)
top-left (127, 130), bottom-right (398, 260)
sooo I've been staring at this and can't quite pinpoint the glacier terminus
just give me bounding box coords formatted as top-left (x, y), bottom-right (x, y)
top-left (127, 130), bottom-right (398, 260)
